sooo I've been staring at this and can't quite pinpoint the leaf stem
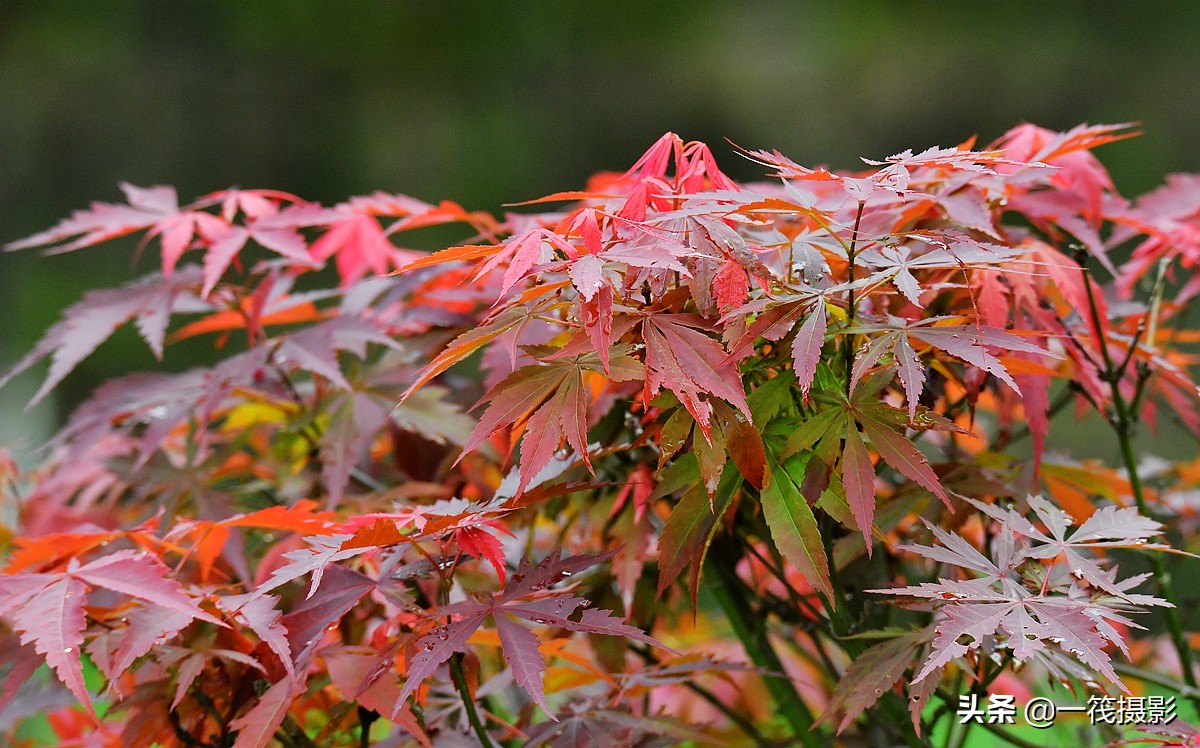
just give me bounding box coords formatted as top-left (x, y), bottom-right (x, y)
top-left (450, 653), bottom-right (496, 748)
top-left (707, 539), bottom-right (823, 747)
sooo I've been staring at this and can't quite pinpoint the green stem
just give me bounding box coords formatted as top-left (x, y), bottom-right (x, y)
top-left (450, 654), bottom-right (496, 748)
top-left (1113, 662), bottom-right (1200, 700)
top-left (1079, 263), bottom-right (1200, 708)
top-left (707, 541), bottom-right (822, 747)
top-left (843, 201), bottom-right (866, 398)
top-left (934, 690), bottom-right (1052, 748)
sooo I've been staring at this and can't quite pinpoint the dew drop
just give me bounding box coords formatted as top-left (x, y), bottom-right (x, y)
top-left (64, 647), bottom-right (73, 654)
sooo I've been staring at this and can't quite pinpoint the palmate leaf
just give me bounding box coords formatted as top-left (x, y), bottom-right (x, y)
top-left (252, 533), bottom-right (365, 599)
top-left (2, 551), bottom-right (219, 716)
top-left (398, 552), bottom-right (669, 717)
top-left (856, 236), bottom-right (1024, 307)
top-left (847, 317), bottom-right (1055, 416)
top-left (524, 703), bottom-right (713, 748)
top-left (655, 456), bottom-right (740, 602)
top-left (723, 288), bottom-right (829, 394)
top-left (93, 605), bottom-right (194, 686)
top-left (910, 596), bottom-right (1124, 688)
top-left (216, 594), bottom-right (294, 680)
top-left (876, 495), bottom-right (1171, 692)
top-left (462, 346), bottom-right (643, 496)
top-left (6, 184), bottom-right (321, 297)
top-left (0, 634), bottom-right (46, 719)
top-left (840, 424), bottom-right (877, 553)
top-left (788, 387), bottom-right (951, 552)
top-left (280, 564), bottom-right (377, 666)
top-left (643, 314), bottom-right (750, 439)
top-left (0, 267), bottom-right (208, 407)
top-left (6, 183), bottom-right (188, 255)
top-left (495, 613), bottom-right (552, 716)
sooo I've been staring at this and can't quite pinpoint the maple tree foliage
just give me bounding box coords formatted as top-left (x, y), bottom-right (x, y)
top-left (1, 123), bottom-right (1200, 747)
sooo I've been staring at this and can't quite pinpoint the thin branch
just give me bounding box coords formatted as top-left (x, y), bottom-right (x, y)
top-left (934, 689), bottom-right (1053, 748)
top-left (707, 539), bottom-right (823, 747)
top-left (1113, 662), bottom-right (1200, 700)
top-left (451, 653), bottom-right (497, 748)
top-left (1079, 260), bottom-right (1200, 709)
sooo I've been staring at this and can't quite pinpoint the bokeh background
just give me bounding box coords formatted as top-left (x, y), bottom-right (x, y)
top-left (3, 1), bottom-right (1200, 459)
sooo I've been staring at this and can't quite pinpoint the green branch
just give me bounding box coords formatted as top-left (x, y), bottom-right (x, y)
top-left (1079, 262), bottom-right (1200, 710)
top-left (707, 539), bottom-right (822, 747)
top-left (451, 653), bottom-right (496, 748)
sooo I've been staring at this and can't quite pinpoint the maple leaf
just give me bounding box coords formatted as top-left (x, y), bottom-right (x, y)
top-left (0, 267), bottom-right (209, 406)
top-left (856, 235), bottom-right (1024, 308)
top-left (9, 576), bottom-right (91, 717)
top-left (643, 314), bottom-right (751, 440)
top-left (1, 551), bottom-right (217, 716)
top-left (252, 534), bottom-right (369, 599)
top-left (280, 564), bottom-right (377, 666)
top-left (216, 594), bottom-right (294, 680)
top-left (310, 213), bottom-right (415, 287)
top-left (875, 495), bottom-right (1170, 691)
top-left (476, 227), bottom-right (578, 297)
top-left (96, 605), bottom-right (194, 687)
top-left (523, 702), bottom-right (713, 748)
top-left (7, 183), bottom-right (323, 297)
top-left (847, 316), bottom-right (1054, 416)
top-left (782, 386), bottom-right (951, 552)
top-left (724, 287), bottom-right (832, 394)
top-left (461, 346), bottom-right (643, 495)
top-left (6, 183), bottom-right (201, 260)
top-left (971, 495), bottom-right (1174, 599)
top-left (398, 552), bottom-right (669, 716)
top-left (655, 454), bottom-right (740, 602)
top-left (400, 304), bottom-right (535, 400)
top-left (322, 646), bottom-right (430, 746)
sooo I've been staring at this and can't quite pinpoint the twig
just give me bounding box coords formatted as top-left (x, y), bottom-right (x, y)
top-left (1079, 262), bottom-right (1200, 710)
top-left (934, 689), bottom-right (1053, 748)
top-left (707, 539), bottom-right (823, 747)
top-left (1112, 662), bottom-right (1200, 700)
top-left (451, 653), bottom-right (496, 748)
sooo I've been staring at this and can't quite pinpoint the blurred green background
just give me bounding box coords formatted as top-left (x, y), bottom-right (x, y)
top-left (3, 1), bottom-right (1200, 457)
